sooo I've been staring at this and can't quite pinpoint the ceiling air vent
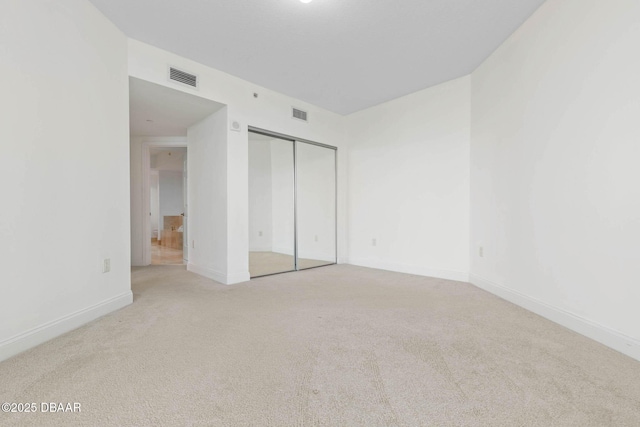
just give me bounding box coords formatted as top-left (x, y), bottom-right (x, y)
top-left (169, 67), bottom-right (198, 88)
top-left (292, 107), bottom-right (308, 122)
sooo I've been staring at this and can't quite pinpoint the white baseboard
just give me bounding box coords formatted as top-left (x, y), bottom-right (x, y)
top-left (187, 263), bottom-right (226, 283)
top-left (470, 275), bottom-right (640, 362)
top-left (347, 257), bottom-right (469, 282)
top-left (226, 271), bottom-right (250, 284)
top-left (0, 291), bottom-right (133, 362)
top-left (187, 263), bottom-right (249, 285)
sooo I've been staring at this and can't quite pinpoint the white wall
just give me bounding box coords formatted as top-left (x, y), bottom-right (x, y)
top-left (128, 40), bottom-right (348, 284)
top-left (0, 0), bottom-right (132, 361)
top-left (187, 109), bottom-right (230, 283)
top-left (470, 0), bottom-right (640, 359)
top-left (346, 77), bottom-right (471, 282)
top-left (159, 171), bottom-right (184, 230)
top-left (150, 171), bottom-right (160, 238)
top-left (130, 136), bottom-right (144, 265)
top-left (248, 139), bottom-right (273, 252)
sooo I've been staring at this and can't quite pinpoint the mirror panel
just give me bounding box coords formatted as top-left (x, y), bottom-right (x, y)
top-left (295, 141), bottom-right (337, 269)
top-left (248, 132), bottom-right (295, 277)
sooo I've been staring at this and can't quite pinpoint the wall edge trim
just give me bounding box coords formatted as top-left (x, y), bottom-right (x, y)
top-left (470, 274), bottom-right (640, 362)
top-left (346, 257), bottom-right (469, 282)
top-left (187, 263), bottom-right (249, 285)
top-left (0, 291), bottom-right (133, 362)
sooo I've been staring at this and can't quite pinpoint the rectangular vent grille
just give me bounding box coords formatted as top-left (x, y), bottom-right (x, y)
top-left (169, 67), bottom-right (198, 88)
top-left (292, 107), bottom-right (308, 122)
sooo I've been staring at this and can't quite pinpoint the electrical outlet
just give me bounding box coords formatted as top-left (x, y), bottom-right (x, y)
top-left (192, 240), bottom-right (195, 249)
top-left (102, 258), bottom-right (111, 273)
top-left (259, 231), bottom-right (263, 237)
top-left (314, 235), bottom-right (318, 242)
top-left (372, 238), bottom-right (377, 247)
top-left (479, 246), bottom-right (484, 257)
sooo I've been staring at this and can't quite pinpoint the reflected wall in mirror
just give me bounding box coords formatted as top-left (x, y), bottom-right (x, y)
top-left (296, 141), bottom-right (337, 269)
top-left (248, 132), bottom-right (295, 277)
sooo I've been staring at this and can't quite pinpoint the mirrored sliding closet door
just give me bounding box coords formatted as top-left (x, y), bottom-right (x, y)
top-left (295, 141), bottom-right (337, 270)
top-left (248, 132), bottom-right (295, 277)
top-left (248, 129), bottom-right (337, 278)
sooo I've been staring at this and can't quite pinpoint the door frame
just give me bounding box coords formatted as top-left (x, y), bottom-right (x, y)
top-left (141, 137), bottom-right (188, 265)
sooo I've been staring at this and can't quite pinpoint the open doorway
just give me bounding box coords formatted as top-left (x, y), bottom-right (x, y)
top-left (129, 76), bottom-right (225, 267)
top-left (150, 147), bottom-right (187, 265)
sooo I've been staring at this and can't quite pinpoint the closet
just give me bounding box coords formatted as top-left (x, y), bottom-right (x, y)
top-left (248, 128), bottom-right (336, 278)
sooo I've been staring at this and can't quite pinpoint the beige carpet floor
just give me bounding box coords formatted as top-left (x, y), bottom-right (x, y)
top-left (1, 265), bottom-right (640, 426)
top-left (249, 251), bottom-right (332, 277)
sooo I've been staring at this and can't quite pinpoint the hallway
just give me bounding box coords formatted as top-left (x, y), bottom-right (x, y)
top-left (151, 240), bottom-right (184, 265)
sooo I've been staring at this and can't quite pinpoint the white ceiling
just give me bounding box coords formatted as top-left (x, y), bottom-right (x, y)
top-left (150, 148), bottom-right (186, 171)
top-left (129, 77), bottom-right (224, 136)
top-left (100, 0), bottom-right (546, 115)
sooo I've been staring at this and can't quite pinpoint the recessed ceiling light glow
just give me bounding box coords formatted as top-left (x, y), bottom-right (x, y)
top-left (299, 0), bottom-right (312, 3)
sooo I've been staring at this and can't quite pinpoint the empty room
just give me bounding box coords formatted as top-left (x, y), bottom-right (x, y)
top-left (1, 0), bottom-right (639, 426)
